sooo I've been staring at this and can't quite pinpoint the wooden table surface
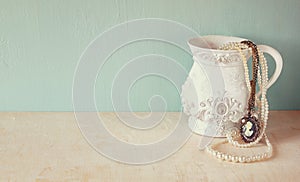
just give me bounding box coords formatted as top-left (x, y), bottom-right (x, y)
top-left (0, 111), bottom-right (299, 181)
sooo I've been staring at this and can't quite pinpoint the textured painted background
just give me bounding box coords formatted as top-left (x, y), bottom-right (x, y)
top-left (0, 0), bottom-right (299, 111)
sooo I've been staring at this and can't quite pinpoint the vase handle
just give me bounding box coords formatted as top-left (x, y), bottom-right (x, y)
top-left (256, 45), bottom-right (283, 97)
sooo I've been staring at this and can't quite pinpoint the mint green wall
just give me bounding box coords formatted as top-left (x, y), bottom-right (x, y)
top-left (0, 0), bottom-right (299, 111)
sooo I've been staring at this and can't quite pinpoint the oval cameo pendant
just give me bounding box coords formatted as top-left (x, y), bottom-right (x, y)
top-left (240, 115), bottom-right (260, 143)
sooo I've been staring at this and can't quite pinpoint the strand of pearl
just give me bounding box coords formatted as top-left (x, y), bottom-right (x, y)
top-left (206, 134), bottom-right (272, 163)
top-left (205, 42), bottom-right (272, 163)
top-left (228, 43), bottom-right (269, 144)
top-left (219, 42), bottom-right (268, 147)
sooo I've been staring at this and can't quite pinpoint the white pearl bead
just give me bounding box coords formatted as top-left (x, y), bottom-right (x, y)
top-left (256, 154), bottom-right (262, 161)
top-left (232, 156), bottom-right (239, 162)
top-left (246, 157), bottom-right (251, 163)
top-left (224, 154), bottom-right (229, 161)
top-left (239, 156), bottom-right (246, 163)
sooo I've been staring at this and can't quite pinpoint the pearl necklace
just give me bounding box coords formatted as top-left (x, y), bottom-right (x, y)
top-left (205, 41), bottom-right (272, 163)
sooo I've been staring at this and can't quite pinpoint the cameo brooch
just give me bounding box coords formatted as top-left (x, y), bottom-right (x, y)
top-left (240, 114), bottom-right (260, 143)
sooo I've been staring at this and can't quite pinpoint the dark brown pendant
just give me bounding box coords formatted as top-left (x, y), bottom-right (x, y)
top-left (240, 115), bottom-right (260, 143)
top-left (238, 40), bottom-right (261, 143)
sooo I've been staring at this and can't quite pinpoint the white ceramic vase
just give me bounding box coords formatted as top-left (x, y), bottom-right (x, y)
top-left (181, 35), bottom-right (283, 137)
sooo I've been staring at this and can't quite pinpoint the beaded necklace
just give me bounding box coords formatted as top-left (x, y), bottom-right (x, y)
top-left (205, 40), bottom-right (272, 163)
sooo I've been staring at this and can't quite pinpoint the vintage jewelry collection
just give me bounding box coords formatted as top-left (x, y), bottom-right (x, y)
top-left (205, 40), bottom-right (273, 163)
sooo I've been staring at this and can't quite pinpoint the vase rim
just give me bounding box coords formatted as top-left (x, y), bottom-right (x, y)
top-left (188, 35), bottom-right (252, 54)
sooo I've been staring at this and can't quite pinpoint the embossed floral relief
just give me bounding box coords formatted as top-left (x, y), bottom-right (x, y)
top-left (196, 94), bottom-right (245, 123)
top-left (195, 52), bottom-right (243, 64)
top-left (182, 85), bottom-right (246, 135)
top-left (196, 94), bottom-right (245, 135)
